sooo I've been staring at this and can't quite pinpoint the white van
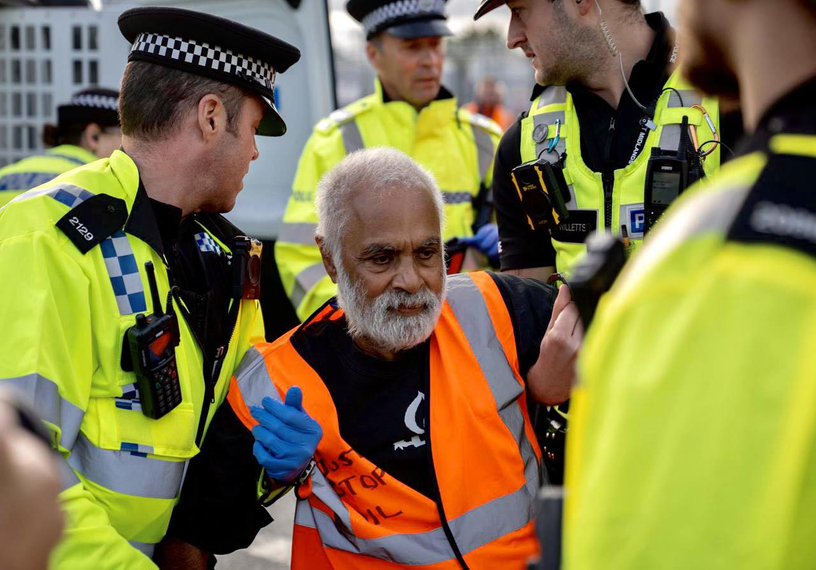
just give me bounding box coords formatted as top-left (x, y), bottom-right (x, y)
top-left (0, 0), bottom-right (337, 334)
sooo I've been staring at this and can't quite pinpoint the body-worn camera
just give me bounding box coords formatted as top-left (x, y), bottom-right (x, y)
top-left (123, 262), bottom-right (181, 420)
top-left (511, 157), bottom-right (571, 234)
top-left (232, 236), bottom-right (263, 300)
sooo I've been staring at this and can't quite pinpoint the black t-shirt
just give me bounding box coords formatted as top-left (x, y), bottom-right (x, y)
top-left (167, 272), bottom-right (555, 553)
top-left (494, 12), bottom-right (743, 271)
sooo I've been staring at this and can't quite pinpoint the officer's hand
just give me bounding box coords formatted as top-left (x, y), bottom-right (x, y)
top-left (250, 387), bottom-right (323, 483)
top-left (459, 224), bottom-right (500, 266)
top-left (528, 285), bottom-right (584, 405)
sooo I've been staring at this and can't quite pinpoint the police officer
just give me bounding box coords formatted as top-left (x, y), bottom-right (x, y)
top-left (0, 7), bottom-right (299, 568)
top-left (564, 0), bottom-right (816, 568)
top-left (0, 88), bottom-right (121, 208)
top-left (275, 0), bottom-right (504, 321)
top-left (474, 0), bottom-right (727, 280)
top-left (473, 0), bottom-right (734, 485)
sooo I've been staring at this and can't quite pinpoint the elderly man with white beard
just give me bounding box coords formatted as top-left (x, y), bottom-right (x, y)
top-left (162, 147), bottom-right (581, 569)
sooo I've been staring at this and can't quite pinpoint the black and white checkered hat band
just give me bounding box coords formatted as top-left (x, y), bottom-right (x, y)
top-left (70, 94), bottom-right (118, 110)
top-left (361, 0), bottom-right (446, 34)
top-left (131, 32), bottom-right (276, 93)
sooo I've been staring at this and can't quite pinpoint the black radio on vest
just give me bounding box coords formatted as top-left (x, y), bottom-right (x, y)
top-left (644, 115), bottom-right (706, 234)
top-left (125, 261), bottom-right (182, 419)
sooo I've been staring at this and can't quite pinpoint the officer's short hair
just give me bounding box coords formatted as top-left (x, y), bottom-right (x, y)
top-left (119, 61), bottom-right (248, 141)
top-left (316, 148), bottom-right (445, 259)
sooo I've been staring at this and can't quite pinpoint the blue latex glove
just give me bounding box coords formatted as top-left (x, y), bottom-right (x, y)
top-left (250, 387), bottom-right (323, 483)
top-left (459, 223), bottom-right (500, 266)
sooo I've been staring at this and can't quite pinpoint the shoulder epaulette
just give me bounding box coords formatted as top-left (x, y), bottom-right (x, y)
top-left (458, 109), bottom-right (503, 137)
top-left (727, 152), bottom-right (816, 260)
top-left (53, 188), bottom-right (127, 254)
top-left (315, 98), bottom-right (374, 134)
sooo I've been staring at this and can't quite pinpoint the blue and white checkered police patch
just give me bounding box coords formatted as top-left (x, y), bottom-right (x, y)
top-left (195, 232), bottom-right (223, 255)
top-left (100, 231), bottom-right (147, 315)
top-left (15, 183), bottom-right (148, 315)
top-left (13, 183), bottom-right (95, 208)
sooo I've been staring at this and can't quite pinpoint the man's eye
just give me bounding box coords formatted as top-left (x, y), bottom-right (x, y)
top-left (372, 255), bottom-right (392, 265)
top-left (417, 249), bottom-right (437, 260)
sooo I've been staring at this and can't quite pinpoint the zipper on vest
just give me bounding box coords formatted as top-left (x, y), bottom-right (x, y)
top-left (424, 362), bottom-right (470, 570)
top-left (602, 117), bottom-right (616, 230)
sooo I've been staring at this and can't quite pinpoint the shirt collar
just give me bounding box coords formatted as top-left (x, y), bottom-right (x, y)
top-left (740, 73), bottom-right (816, 154)
top-left (124, 181), bottom-right (168, 258)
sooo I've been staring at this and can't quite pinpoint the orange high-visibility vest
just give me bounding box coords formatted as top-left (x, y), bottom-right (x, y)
top-left (228, 272), bottom-right (542, 569)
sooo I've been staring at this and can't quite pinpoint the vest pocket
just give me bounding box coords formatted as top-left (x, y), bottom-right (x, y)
top-left (88, 397), bottom-right (199, 459)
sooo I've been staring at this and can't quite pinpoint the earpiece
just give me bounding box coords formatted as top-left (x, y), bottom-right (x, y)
top-left (594, 0), bottom-right (619, 56)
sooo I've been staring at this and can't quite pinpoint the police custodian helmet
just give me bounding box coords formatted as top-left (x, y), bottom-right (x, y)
top-left (118, 7), bottom-right (300, 136)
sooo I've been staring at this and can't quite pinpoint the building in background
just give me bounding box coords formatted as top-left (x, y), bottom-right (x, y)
top-left (0, 0), bottom-right (335, 241)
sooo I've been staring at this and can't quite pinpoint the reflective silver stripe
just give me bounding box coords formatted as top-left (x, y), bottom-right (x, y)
top-left (291, 262), bottom-right (328, 310)
top-left (659, 89), bottom-right (705, 150)
top-left (294, 499), bottom-right (317, 528)
top-left (532, 111), bottom-right (567, 164)
top-left (667, 89), bottom-right (703, 108)
top-left (278, 222), bottom-right (317, 245)
top-left (1, 374), bottom-right (84, 450)
top-left (659, 125), bottom-right (683, 152)
top-left (340, 120), bottom-right (365, 154)
top-left (304, 467), bottom-right (536, 564)
top-left (233, 346), bottom-right (280, 410)
top-left (129, 540), bottom-right (156, 559)
top-left (536, 86), bottom-right (568, 110)
top-left (59, 457), bottom-right (81, 491)
top-left (445, 273), bottom-right (541, 493)
top-left (472, 126), bottom-right (495, 181)
top-left (442, 191), bottom-right (474, 205)
top-left (67, 433), bottom-right (186, 500)
top-left (307, 469), bottom-right (456, 565)
top-left (449, 482), bottom-right (536, 556)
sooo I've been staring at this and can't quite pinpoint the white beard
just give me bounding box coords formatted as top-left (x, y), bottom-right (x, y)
top-left (335, 262), bottom-right (446, 354)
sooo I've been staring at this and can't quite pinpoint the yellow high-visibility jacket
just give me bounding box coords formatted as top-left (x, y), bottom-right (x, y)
top-left (0, 150), bottom-right (264, 568)
top-left (564, 131), bottom-right (816, 569)
top-left (275, 80), bottom-right (502, 321)
top-left (0, 145), bottom-right (98, 208)
top-left (520, 71), bottom-right (720, 275)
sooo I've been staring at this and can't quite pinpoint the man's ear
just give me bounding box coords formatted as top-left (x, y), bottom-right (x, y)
top-left (83, 123), bottom-right (102, 154)
top-left (315, 236), bottom-right (338, 284)
top-left (365, 41), bottom-right (380, 71)
top-left (197, 94), bottom-right (225, 142)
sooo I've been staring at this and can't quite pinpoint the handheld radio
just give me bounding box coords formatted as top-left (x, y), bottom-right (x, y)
top-left (124, 261), bottom-right (182, 419)
top-left (644, 115), bottom-right (706, 234)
